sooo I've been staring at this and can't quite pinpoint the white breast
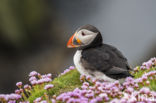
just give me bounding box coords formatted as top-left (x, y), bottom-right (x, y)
top-left (74, 50), bottom-right (90, 76)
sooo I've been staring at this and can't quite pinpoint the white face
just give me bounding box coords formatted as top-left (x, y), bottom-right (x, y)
top-left (75, 29), bottom-right (98, 46)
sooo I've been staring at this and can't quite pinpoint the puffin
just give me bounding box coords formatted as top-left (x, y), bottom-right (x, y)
top-left (67, 24), bottom-right (132, 82)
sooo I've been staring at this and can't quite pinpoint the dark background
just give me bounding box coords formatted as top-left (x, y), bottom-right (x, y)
top-left (0, 0), bottom-right (156, 93)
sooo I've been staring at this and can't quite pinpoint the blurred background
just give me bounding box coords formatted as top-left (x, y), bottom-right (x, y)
top-left (0, 0), bottom-right (156, 93)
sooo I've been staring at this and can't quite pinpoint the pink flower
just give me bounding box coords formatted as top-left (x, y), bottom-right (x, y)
top-left (29, 71), bottom-right (38, 77)
top-left (44, 84), bottom-right (54, 90)
top-left (34, 97), bottom-right (42, 102)
top-left (16, 82), bottom-right (22, 88)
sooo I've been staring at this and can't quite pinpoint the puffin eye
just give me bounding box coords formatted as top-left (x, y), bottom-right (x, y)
top-left (81, 32), bottom-right (86, 36)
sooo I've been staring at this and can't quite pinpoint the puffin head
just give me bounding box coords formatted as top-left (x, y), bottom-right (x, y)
top-left (67, 24), bottom-right (103, 49)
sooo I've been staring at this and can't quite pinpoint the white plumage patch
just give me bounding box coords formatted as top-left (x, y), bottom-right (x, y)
top-left (74, 50), bottom-right (116, 82)
top-left (74, 50), bottom-right (90, 76)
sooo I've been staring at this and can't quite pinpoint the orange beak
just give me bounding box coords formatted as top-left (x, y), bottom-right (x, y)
top-left (67, 34), bottom-right (81, 48)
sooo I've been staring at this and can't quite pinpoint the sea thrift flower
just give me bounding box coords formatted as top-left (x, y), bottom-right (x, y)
top-left (47, 73), bottom-right (52, 78)
top-left (81, 85), bottom-right (88, 90)
top-left (5, 93), bottom-right (22, 100)
top-left (40, 100), bottom-right (47, 103)
top-left (29, 71), bottom-right (38, 77)
top-left (83, 82), bottom-right (89, 87)
top-left (95, 97), bottom-right (103, 102)
top-left (140, 87), bottom-right (150, 94)
top-left (44, 84), bottom-right (54, 90)
top-left (66, 98), bottom-right (75, 103)
top-left (8, 100), bottom-right (16, 103)
top-left (19, 89), bottom-right (23, 93)
top-left (29, 76), bottom-right (37, 82)
top-left (37, 79), bottom-right (44, 84)
top-left (91, 78), bottom-right (97, 84)
top-left (34, 97), bottom-right (42, 102)
top-left (24, 84), bottom-right (31, 90)
top-left (37, 73), bottom-right (42, 79)
top-left (0, 94), bottom-right (7, 102)
top-left (146, 81), bottom-right (150, 85)
top-left (86, 75), bottom-right (91, 80)
top-left (110, 98), bottom-right (119, 103)
top-left (85, 93), bottom-right (94, 98)
top-left (15, 89), bottom-right (21, 94)
top-left (60, 66), bottom-right (75, 76)
top-left (30, 80), bottom-right (37, 86)
top-left (44, 78), bottom-right (52, 83)
top-left (126, 87), bottom-right (134, 94)
top-left (19, 101), bottom-right (30, 103)
top-left (80, 75), bottom-right (86, 82)
top-left (51, 99), bottom-right (56, 103)
top-left (69, 66), bottom-right (75, 70)
top-left (142, 75), bottom-right (147, 81)
top-left (90, 98), bottom-right (97, 103)
top-left (16, 82), bottom-right (22, 88)
top-left (134, 67), bottom-right (138, 72)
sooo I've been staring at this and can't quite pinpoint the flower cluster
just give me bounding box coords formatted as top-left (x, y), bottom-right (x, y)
top-left (0, 71), bottom-right (53, 103)
top-left (29, 72), bottom-right (52, 86)
top-left (44, 84), bottom-right (54, 90)
top-left (0, 57), bottom-right (155, 103)
top-left (60, 66), bottom-right (75, 76)
top-left (134, 57), bottom-right (156, 72)
top-left (55, 74), bottom-right (156, 103)
top-left (0, 94), bottom-right (21, 102)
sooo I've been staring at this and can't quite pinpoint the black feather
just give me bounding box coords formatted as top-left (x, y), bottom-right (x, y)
top-left (81, 44), bottom-right (132, 79)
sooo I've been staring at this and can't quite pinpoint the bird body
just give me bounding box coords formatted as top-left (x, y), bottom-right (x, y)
top-left (67, 24), bottom-right (132, 82)
top-left (74, 50), bottom-right (116, 82)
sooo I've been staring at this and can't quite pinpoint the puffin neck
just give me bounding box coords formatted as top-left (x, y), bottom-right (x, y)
top-left (78, 33), bottom-right (103, 50)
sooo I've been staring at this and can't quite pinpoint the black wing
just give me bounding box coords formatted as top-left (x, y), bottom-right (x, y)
top-left (81, 44), bottom-right (132, 79)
